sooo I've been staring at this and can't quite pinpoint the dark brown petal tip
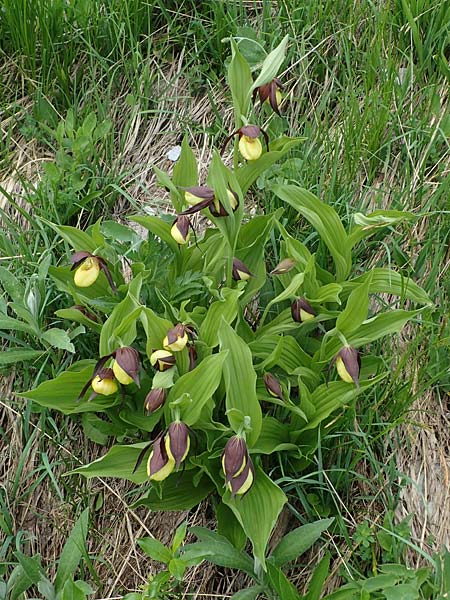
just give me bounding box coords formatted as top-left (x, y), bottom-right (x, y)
top-left (263, 373), bottom-right (284, 400)
top-left (144, 388), bottom-right (167, 413)
top-left (222, 436), bottom-right (247, 484)
top-left (238, 125), bottom-right (261, 139)
top-left (291, 298), bottom-right (315, 322)
top-left (70, 251), bottom-right (93, 270)
top-left (167, 422), bottom-right (190, 467)
top-left (339, 347), bottom-right (361, 387)
top-left (183, 186), bottom-right (215, 200)
top-left (115, 347), bottom-right (141, 385)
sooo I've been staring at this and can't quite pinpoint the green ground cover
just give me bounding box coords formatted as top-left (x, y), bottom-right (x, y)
top-left (0, 1), bottom-right (449, 598)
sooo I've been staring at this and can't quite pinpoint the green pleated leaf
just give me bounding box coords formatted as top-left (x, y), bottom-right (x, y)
top-left (41, 328), bottom-right (75, 353)
top-left (173, 136), bottom-right (198, 194)
top-left (55, 308), bottom-right (102, 332)
top-left (0, 348), bottom-right (43, 365)
top-left (266, 562), bottom-right (303, 600)
top-left (20, 363), bottom-right (122, 414)
top-left (306, 283), bottom-right (342, 304)
top-left (223, 467), bottom-right (287, 571)
top-left (140, 306), bottom-right (173, 357)
top-left (237, 137), bottom-right (305, 194)
top-left (45, 222), bottom-right (98, 253)
top-left (228, 38), bottom-right (254, 123)
top-left (129, 215), bottom-right (179, 252)
top-left (55, 508), bottom-right (89, 591)
top-left (99, 276), bottom-right (142, 355)
top-left (269, 518), bottom-right (334, 567)
top-left (70, 442), bottom-right (148, 483)
top-left (252, 34), bottom-right (289, 89)
top-left (199, 288), bottom-right (242, 347)
top-left (137, 537), bottom-right (172, 564)
top-left (169, 352), bottom-right (228, 426)
top-left (182, 527), bottom-right (254, 575)
top-left (218, 320), bottom-right (262, 446)
top-left (341, 269), bottom-right (432, 306)
top-left (153, 165), bottom-right (183, 213)
top-left (252, 417), bottom-right (297, 454)
top-left (132, 470), bottom-right (215, 510)
top-left (335, 273), bottom-right (372, 336)
top-left (273, 185), bottom-right (351, 281)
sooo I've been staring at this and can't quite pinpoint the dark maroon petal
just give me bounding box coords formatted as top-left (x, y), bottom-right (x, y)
top-left (149, 435), bottom-right (169, 475)
top-left (269, 82), bottom-right (281, 116)
top-left (115, 347), bottom-right (140, 386)
top-left (180, 196), bottom-right (214, 215)
top-left (258, 83), bottom-right (271, 104)
top-left (70, 251), bottom-right (92, 270)
top-left (291, 298), bottom-right (315, 322)
top-left (97, 367), bottom-right (114, 380)
top-left (96, 258), bottom-right (117, 294)
top-left (183, 186), bottom-right (215, 200)
top-left (144, 388), bottom-right (166, 413)
top-left (78, 354), bottom-right (111, 401)
top-left (232, 258), bottom-right (253, 281)
top-left (167, 422), bottom-right (189, 467)
top-left (209, 202), bottom-right (229, 217)
top-left (173, 216), bottom-right (190, 240)
top-left (71, 305), bottom-right (98, 322)
top-left (263, 373), bottom-right (283, 400)
top-left (238, 125), bottom-right (260, 139)
top-left (188, 345), bottom-right (197, 371)
top-left (166, 324), bottom-right (186, 346)
top-left (339, 347), bottom-right (361, 387)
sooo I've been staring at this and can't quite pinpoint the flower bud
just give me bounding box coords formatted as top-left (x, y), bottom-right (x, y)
top-left (232, 258), bottom-right (253, 281)
top-left (144, 388), bottom-right (167, 413)
top-left (171, 215), bottom-right (190, 245)
top-left (70, 251), bottom-right (117, 293)
top-left (270, 258), bottom-right (296, 275)
top-left (335, 347), bottom-right (361, 387)
top-left (91, 368), bottom-right (118, 396)
top-left (165, 421), bottom-right (190, 468)
top-left (291, 298), bottom-right (315, 323)
top-left (210, 189), bottom-right (239, 217)
top-left (263, 373), bottom-right (283, 400)
top-left (163, 324), bottom-right (188, 352)
top-left (150, 349), bottom-right (176, 371)
top-left (147, 435), bottom-right (175, 481)
top-left (255, 78), bottom-right (283, 115)
top-left (112, 346), bottom-right (140, 386)
top-left (221, 436), bottom-right (254, 497)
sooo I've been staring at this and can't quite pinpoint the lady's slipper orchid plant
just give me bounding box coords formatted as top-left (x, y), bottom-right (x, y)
top-left (222, 125), bottom-right (269, 161)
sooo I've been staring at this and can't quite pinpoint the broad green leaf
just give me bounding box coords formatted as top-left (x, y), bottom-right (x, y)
top-left (171, 521), bottom-right (188, 553)
top-left (45, 222), bottom-right (98, 253)
top-left (129, 215), bottom-right (179, 252)
top-left (306, 553), bottom-right (331, 600)
top-left (252, 35), bottom-right (289, 89)
top-left (183, 527), bottom-right (254, 575)
top-left (55, 308), bottom-right (102, 332)
top-left (223, 467), bottom-right (287, 571)
top-left (349, 210), bottom-right (416, 247)
top-left (230, 586), bottom-right (265, 600)
top-left (132, 471), bottom-right (214, 510)
top-left (61, 578), bottom-right (87, 600)
top-left (306, 283), bottom-right (342, 304)
top-left (21, 364), bottom-right (122, 414)
top-left (118, 406), bottom-right (163, 433)
top-left (172, 136), bottom-right (198, 203)
top-left (218, 320), bottom-right (262, 446)
top-left (8, 563), bottom-right (39, 600)
top-left (266, 562), bottom-right (303, 600)
top-left (168, 558), bottom-right (186, 581)
top-left (335, 274), bottom-right (372, 336)
top-left (295, 374), bottom-right (387, 433)
top-left (273, 185), bottom-right (351, 281)
top-left (252, 417), bottom-right (297, 454)
top-left (320, 309), bottom-right (424, 360)
top-left (99, 276), bottom-right (142, 355)
top-left (153, 165), bottom-right (183, 211)
top-left (70, 442), bottom-right (148, 483)
top-left (169, 352), bottom-right (227, 426)
top-left (140, 306), bottom-right (173, 357)
top-left (263, 272), bottom-right (305, 319)
top-left (14, 551), bottom-right (45, 585)
top-left (216, 502), bottom-right (247, 551)
top-left (0, 315), bottom-right (36, 335)
top-left (55, 508), bottom-right (89, 591)
top-left (237, 137), bottom-right (305, 194)
top-left (228, 38), bottom-right (253, 124)
top-left (199, 288), bottom-right (242, 347)
top-left (0, 266), bottom-right (25, 303)
top-left (341, 269), bottom-right (431, 306)
top-left (0, 348), bottom-right (43, 365)
top-left (41, 328), bottom-right (75, 353)
top-left (269, 518), bottom-right (334, 567)
top-left (138, 537), bottom-right (172, 564)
